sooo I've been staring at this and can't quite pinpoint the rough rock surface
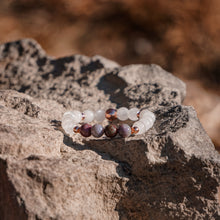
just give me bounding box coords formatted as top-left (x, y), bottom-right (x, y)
top-left (0, 39), bottom-right (219, 220)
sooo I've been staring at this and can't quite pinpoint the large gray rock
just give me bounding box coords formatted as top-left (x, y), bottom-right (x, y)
top-left (0, 39), bottom-right (219, 220)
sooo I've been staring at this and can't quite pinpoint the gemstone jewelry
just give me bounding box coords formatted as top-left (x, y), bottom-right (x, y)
top-left (61, 108), bottom-right (156, 138)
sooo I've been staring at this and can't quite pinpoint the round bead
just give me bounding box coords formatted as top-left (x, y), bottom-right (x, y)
top-left (91, 124), bottom-right (104, 138)
top-left (73, 126), bottom-right (81, 133)
top-left (131, 126), bottom-right (139, 134)
top-left (105, 109), bottom-right (117, 121)
top-left (117, 107), bottom-right (129, 121)
top-left (104, 124), bottom-right (118, 138)
top-left (62, 123), bottom-right (76, 135)
top-left (63, 110), bottom-right (82, 123)
top-left (62, 114), bottom-right (75, 127)
top-left (139, 109), bottom-right (156, 121)
top-left (132, 121), bottom-right (146, 134)
top-left (128, 108), bottom-right (139, 121)
top-left (94, 109), bottom-right (105, 122)
top-left (83, 110), bottom-right (94, 123)
top-left (80, 124), bottom-right (92, 137)
top-left (139, 118), bottom-right (153, 131)
top-left (118, 124), bottom-right (131, 137)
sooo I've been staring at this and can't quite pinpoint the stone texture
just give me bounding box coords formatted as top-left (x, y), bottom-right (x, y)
top-left (0, 39), bottom-right (219, 220)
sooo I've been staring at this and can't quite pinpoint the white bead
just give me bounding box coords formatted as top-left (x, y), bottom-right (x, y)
top-left (133, 121), bottom-right (146, 134)
top-left (83, 110), bottom-right (94, 123)
top-left (63, 110), bottom-right (82, 123)
top-left (117, 107), bottom-right (129, 121)
top-left (142, 114), bottom-right (155, 124)
top-left (63, 123), bottom-right (76, 135)
top-left (94, 109), bottom-right (105, 122)
top-left (139, 109), bottom-right (155, 121)
top-left (71, 110), bottom-right (82, 123)
top-left (128, 108), bottom-right (139, 121)
top-left (62, 114), bottom-right (76, 127)
top-left (140, 118), bottom-right (153, 131)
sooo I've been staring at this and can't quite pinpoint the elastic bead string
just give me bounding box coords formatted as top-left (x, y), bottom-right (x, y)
top-left (61, 108), bottom-right (156, 138)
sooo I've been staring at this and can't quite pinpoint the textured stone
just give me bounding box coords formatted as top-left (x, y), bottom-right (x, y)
top-left (0, 39), bottom-right (219, 220)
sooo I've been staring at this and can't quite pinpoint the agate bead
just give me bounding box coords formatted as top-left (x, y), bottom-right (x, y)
top-left (91, 124), bottom-right (104, 137)
top-left (118, 124), bottom-right (131, 137)
top-left (80, 124), bottom-right (92, 137)
top-left (104, 124), bottom-right (118, 138)
top-left (105, 109), bottom-right (117, 121)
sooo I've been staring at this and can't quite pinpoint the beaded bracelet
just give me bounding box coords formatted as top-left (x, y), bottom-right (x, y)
top-left (61, 108), bottom-right (156, 138)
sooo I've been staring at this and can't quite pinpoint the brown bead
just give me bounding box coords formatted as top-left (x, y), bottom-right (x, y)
top-left (104, 124), bottom-right (118, 138)
top-left (137, 111), bottom-right (140, 119)
top-left (105, 109), bottom-right (117, 121)
top-left (131, 126), bottom-right (139, 134)
top-left (73, 126), bottom-right (81, 133)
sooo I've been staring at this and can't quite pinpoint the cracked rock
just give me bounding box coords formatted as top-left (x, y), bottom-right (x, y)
top-left (0, 39), bottom-right (219, 220)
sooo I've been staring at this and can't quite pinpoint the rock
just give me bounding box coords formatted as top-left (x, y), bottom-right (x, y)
top-left (0, 39), bottom-right (219, 220)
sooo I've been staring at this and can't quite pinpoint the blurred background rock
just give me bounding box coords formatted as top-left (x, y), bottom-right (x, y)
top-left (0, 0), bottom-right (219, 150)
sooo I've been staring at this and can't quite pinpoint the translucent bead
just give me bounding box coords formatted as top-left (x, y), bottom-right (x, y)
top-left (139, 109), bottom-right (155, 121)
top-left (142, 114), bottom-right (155, 125)
top-left (62, 122), bottom-right (76, 135)
top-left (94, 109), bottom-right (105, 122)
top-left (128, 108), bottom-right (139, 121)
top-left (62, 114), bottom-right (77, 129)
top-left (63, 110), bottom-right (82, 123)
top-left (132, 121), bottom-right (146, 135)
top-left (139, 118), bottom-right (153, 131)
top-left (83, 110), bottom-right (94, 123)
top-left (117, 107), bottom-right (129, 121)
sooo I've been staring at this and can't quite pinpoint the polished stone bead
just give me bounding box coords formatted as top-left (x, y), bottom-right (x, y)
top-left (105, 108), bottom-right (117, 121)
top-left (104, 124), bottom-right (118, 138)
top-left (139, 118), bottom-right (153, 131)
top-left (117, 107), bottom-right (129, 121)
top-left (94, 109), bottom-right (105, 122)
top-left (118, 123), bottom-right (131, 137)
top-left (128, 108), bottom-right (139, 121)
top-left (83, 110), bottom-right (94, 123)
top-left (80, 124), bottom-right (92, 137)
top-left (132, 121), bottom-right (146, 134)
top-left (73, 125), bottom-right (81, 133)
top-left (62, 122), bottom-right (76, 135)
top-left (63, 110), bottom-right (82, 123)
top-left (131, 126), bottom-right (139, 134)
top-left (139, 109), bottom-right (156, 121)
top-left (91, 124), bottom-right (104, 138)
top-left (62, 114), bottom-right (75, 128)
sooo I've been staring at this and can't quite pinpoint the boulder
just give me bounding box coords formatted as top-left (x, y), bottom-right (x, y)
top-left (0, 39), bottom-right (219, 219)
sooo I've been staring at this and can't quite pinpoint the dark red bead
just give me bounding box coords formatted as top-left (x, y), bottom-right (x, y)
top-left (104, 124), bottom-right (118, 138)
top-left (80, 124), bottom-right (92, 137)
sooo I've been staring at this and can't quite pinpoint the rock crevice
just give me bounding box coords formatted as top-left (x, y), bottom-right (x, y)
top-left (0, 39), bottom-right (219, 219)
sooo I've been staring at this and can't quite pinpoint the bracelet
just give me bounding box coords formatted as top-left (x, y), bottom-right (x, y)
top-left (61, 108), bottom-right (156, 138)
